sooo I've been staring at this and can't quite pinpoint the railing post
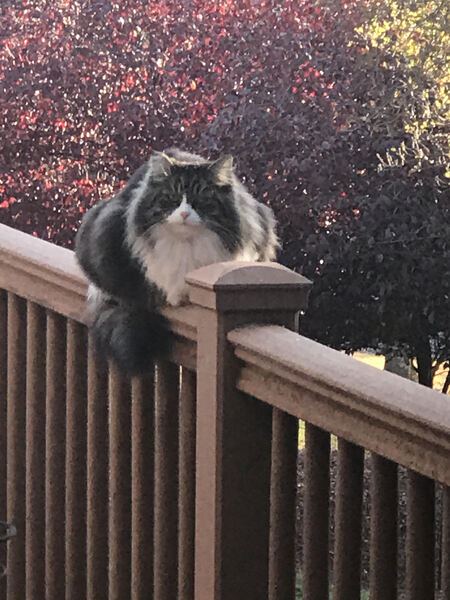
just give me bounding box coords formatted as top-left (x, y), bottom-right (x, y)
top-left (187, 262), bottom-right (311, 600)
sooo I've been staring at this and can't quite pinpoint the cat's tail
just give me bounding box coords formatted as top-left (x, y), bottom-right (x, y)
top-left (87, 286), bottom-right (171, 376)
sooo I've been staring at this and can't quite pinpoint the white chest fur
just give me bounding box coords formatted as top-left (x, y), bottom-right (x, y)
top-left (138, 224), bottom-right (231, 306)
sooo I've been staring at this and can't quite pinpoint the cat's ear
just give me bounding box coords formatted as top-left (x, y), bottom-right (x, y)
top-left (148, 151), bottom-right (174, 178)
top-left (209, 155), bottom-right (234, 186)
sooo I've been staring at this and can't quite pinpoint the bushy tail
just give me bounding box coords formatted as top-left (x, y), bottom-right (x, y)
top-left (88, 289), bottom-right (170, 376)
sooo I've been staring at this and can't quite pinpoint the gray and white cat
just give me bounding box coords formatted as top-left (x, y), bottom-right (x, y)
top-left (75, 148), bottom-right (278, 374)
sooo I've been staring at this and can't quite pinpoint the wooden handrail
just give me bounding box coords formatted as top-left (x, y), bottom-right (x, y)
top-left (0, 224), bottom-right (197, 353)
top-left (228, 324), bottom-right (450, 485)
top-left (0, 224), bottom-right (87, 322)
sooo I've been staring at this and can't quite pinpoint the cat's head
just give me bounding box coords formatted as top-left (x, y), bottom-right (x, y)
top-left (131, 150), bottom-right (240, 251)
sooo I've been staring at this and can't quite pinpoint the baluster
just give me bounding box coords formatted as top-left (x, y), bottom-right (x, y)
top-left (154, 360), bottom-right (179, 600)
top-left (87, 336), bottom-right (109, 600)
top-left (109, 365), bottom-right (132, 600)
top-left (6, 293), bottom-right (27, 600)
top-left (178, 368), bottom-right (196, 600)
top-left (302, 423), bottom-right (330, 600)
top-left (131, 371), bottom-right (155, 600)
top-left (442, 486), bottom-right (450, 597)
top-left (333, 439), bottom-right (364, 600)
top-left (369, 454), bottom-right (398, 600)
top-left (405, 470), bottom-right (435, 600)
top-left (25, 302), bottom-right (46, 599)
top-left (269, 409), bottom-right (298, 600)
top-left (65, 320), bottom-right (88, 600)
top-left (0, 291), bottom-right (7, 600)
top-left (45, 310), bottom-right (67, 600)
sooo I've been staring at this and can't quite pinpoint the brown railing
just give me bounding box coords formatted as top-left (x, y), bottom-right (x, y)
top-left (0, 222), bottom-right (449, 600)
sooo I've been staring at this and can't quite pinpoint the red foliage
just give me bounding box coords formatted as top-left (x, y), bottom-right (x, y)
top-left (0, 0), bottom-right (364, 246)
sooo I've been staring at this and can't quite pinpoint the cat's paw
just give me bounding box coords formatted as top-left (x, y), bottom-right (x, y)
top-left (166, 292), bottom-right (189, 307)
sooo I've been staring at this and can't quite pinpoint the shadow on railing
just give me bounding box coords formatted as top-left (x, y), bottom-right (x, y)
top-left (0, 223), bottom-right (449, 600)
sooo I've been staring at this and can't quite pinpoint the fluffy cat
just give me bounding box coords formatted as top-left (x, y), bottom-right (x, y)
top-left (75, 148), bottom-right (278, 375)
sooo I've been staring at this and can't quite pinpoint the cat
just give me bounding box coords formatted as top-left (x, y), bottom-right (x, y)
top-left (75, 148), bottom-right (279, 375)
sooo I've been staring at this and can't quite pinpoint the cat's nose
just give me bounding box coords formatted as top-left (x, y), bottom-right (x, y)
top-left (180, 211), bottom-right (190, 221)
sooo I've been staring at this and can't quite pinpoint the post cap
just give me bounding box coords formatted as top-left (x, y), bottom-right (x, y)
top-left (186, 261), bottom-right (312, 312)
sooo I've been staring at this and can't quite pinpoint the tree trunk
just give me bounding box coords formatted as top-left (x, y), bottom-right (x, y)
top-left (415, 338), bottom-right (433, 388)
top-left (442, 369), bottom-right (450, 395)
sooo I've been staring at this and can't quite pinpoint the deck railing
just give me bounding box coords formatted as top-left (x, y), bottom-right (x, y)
top-left (0, 223), bottom-right (449, 600)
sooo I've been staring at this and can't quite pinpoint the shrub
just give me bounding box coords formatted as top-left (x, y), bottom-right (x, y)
top-left (0, 0), bottom-right (356, 245)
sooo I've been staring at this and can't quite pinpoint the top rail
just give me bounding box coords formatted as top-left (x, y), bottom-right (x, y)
top-left (0, 224), bottom-right (87, 322)
top-left (0, 224), bottom-right (197, 346)
top-left (229, 325), bottom-right (450, 485)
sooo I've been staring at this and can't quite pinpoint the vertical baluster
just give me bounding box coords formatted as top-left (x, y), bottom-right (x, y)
top-left (65, 321), bottom-right (88, 600)
top-left (154, 360), bottom-right (179, 600)
top-left (6, 293), bottom-right (27, 600)
top-left (442, 486), bottom-right (450, 598)
top-left (333, 439), bottom-right (364, 600)
top-left (178, 368), bottom-right (196, 600)
top-left (87, 336), bottom-right (109, 600)
top-left (405, 470), bottom-right (435, 600)
top-left (45, 310), bottom-right (67, 600)
top-left (25, 302), bottom-right (46, 599)
top-left (269, 409), bottom-right (298, 600)
top-left (302, 423), bottom-right (330, 600)
top-left (131, 371), bottom-right (155, 600)
top-left (0, 291), bottom-right (7, 600)
top-left (369, 454), bottom-right (398, 600)
top-left (109, 364), bottom-right (132, 600)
